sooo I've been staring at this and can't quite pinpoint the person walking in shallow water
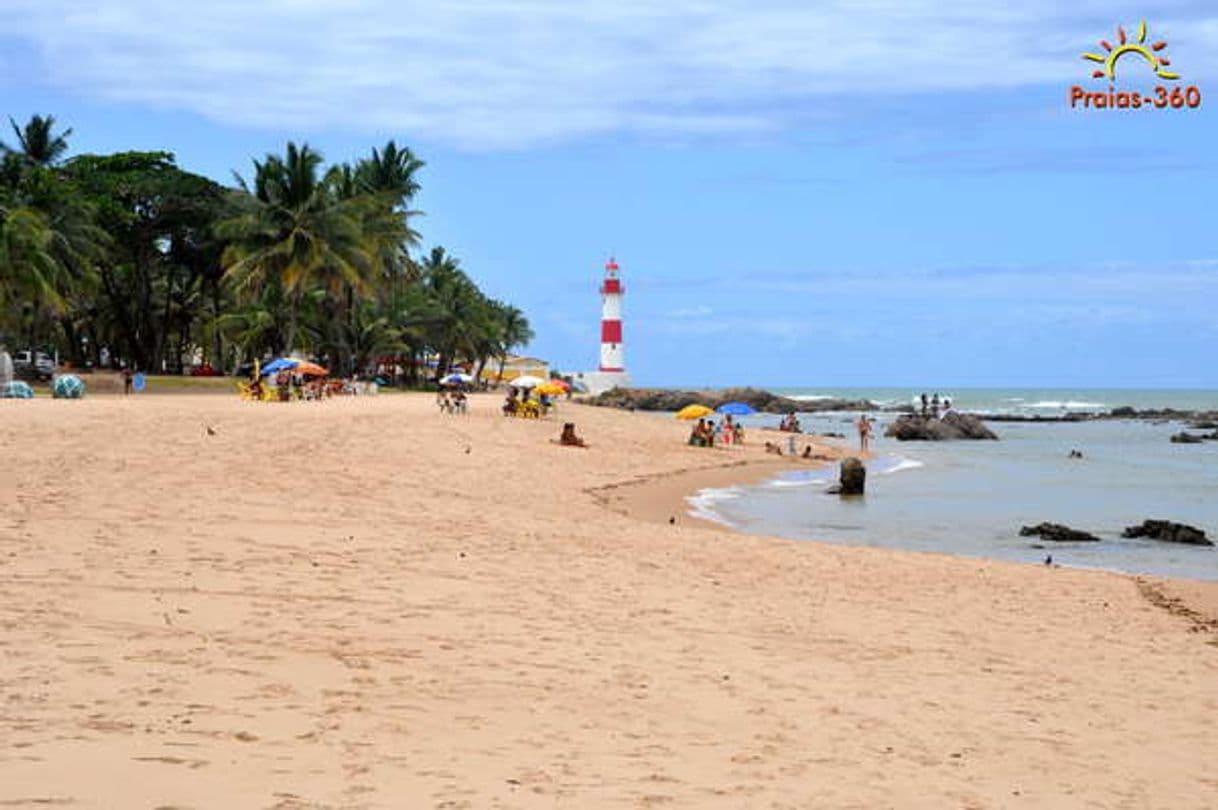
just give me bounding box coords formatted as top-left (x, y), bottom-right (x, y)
top-left (857, 415), bottom-right (874, 452)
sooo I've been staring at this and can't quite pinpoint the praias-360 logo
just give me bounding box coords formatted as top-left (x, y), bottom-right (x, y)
top-left (1069, 21), bottom-right (1202, 110)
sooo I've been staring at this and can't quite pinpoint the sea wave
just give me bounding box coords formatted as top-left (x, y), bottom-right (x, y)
top-left (878, 456), bottom-right (925, 475)
top-left (786, 394), bottom-right (836, 402)
top-left (685, 486), bottom-right (741, 526)
top-left (766, 474), bottom-right (827, 489)
top-left (1023, 400), bottom-right (1107, 410)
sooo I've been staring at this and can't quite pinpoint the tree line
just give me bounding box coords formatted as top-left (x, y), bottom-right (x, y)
top-left (0, 115), bottom-right (533, 382)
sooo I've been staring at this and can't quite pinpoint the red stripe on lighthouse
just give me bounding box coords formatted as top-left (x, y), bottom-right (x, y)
top-left (601, 320), bottom-right (622, 343)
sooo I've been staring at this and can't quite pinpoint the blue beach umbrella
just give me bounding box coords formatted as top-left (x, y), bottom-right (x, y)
top-left (716, 401), bottom-right (756, 416)
top-left (260, 357), bottom-right (300, 376)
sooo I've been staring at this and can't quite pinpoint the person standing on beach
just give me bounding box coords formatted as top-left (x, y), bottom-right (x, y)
top-left (122, 366), bottom-right (133, 395)
top-left (920, 393), bottom-right (929, 417)
top-left (931, 393), bottom-right (941, 419)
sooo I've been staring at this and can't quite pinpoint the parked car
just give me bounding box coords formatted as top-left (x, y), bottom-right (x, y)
top-left (13, 350), bottom-right (55, 381)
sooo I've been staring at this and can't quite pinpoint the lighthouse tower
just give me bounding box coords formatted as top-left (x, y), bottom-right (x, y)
top-left (576, 257), bottom-right (632, 395)
top-left (599, 258), bottom-right (625, 372)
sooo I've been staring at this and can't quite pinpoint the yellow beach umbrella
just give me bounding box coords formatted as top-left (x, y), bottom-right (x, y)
top-left (675, 404), bottom-right (714, 420)
top-left (535, 382), bottom-right (565, 396)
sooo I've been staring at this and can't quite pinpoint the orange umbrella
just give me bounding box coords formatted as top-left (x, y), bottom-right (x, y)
top-left (294, 361), bottom-right (329, 377)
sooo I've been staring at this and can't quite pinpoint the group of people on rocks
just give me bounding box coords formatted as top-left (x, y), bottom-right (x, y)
top-left (688, 415), bottom-right (745, 448)
top-left (919, 392), bottom-right (952, 418)
top-left (778, 412), bottom-right (802, 432)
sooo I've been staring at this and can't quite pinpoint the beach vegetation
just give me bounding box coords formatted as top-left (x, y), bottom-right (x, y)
top-left (0, 115), bottom-right (532, 382)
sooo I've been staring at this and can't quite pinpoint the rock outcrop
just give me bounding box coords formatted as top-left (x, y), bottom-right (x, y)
top-left (837, 457), bottom-right (866, 495)
top-left (1170, 432), bottom-right (1206, 444)
top-left (1121, 520), bottom-right (1212, 546)
top-left (584, 387), bottom-right (876, 414)
top-left (884, 412), bottom-right (998, 441)
top-left (1019, 523), bottom-right (1101, 543)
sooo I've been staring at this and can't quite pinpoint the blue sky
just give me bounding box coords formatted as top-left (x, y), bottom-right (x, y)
top-left (2, 1), bottom-right (1216, 388)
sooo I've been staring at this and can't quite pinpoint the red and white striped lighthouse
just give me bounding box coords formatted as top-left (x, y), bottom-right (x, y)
top-left (599, 257), bottom-right (625, 372)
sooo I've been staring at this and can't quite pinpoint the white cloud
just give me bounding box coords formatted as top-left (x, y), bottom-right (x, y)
top-left (3, 0), bottom-right (1217, 148)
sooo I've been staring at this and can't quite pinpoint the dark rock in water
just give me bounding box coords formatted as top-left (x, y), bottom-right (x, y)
top-left (1121, 520), bottom-right (1212, 546)
top-left (583, 386), bottom-right (876, 414)
top-left (1110, 406), bottom-right (1136, 417)
top-left (1170, 432), bottom-right (1206, 444)
top-left (838, 457), bottom-right (866, 495)
top-left (884, 412), bottom-right (998, 441)
top-left (1019, 522), bottom-right (1101, 543)
top-left (1189, 420), bottom-right (1218, 430)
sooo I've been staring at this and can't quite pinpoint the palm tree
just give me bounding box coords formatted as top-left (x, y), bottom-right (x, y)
top-left (357, 141), bottom-right (424, 202)
top-left (3, 115), bottom-right (73, 167)
top-left (218, 142), bottom-right (373, 354)
top-left (0, 204), bottom-right (59, 312)
top-left (418, 246), bottom-right (489, 377)
top-left (493, 304), bottom-right (534, 382)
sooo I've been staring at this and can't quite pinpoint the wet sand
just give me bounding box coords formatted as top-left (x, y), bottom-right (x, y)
top-left (1, 393), bottom-right (1215, 808)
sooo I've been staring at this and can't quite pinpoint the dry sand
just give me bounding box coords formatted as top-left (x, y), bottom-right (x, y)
top-left (1, 393), bottom-right (1215, 809)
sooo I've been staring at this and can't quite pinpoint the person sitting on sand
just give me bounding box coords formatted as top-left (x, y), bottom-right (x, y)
top-left (503, 389), bottom-right (518, 416)
top-left (765, 441), bottom-right (783, 456)
top-left (558, 422), bottom-right (587, 447)
top-left (704, 419), bottom-right (717, 448)
top-left (802, 445), bottom-right (813, 459)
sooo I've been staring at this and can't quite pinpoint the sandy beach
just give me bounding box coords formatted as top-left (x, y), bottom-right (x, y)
top-left (1, 392), bottom-right (1215, 808)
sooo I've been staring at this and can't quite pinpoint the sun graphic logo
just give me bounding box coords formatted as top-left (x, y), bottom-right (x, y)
top-left (1069, 21), bottom-right (1200, 111)
top-left (1082, 21), bottom-right (1178, 81)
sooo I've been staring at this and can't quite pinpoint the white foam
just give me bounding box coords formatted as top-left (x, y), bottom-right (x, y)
top-left (1024, 400), bottom-right (1106, 410)
top-left (786, 394), bottom-right (836, 402)
top-left (685, 486), bottom-right (741, 526)
top-left (766, 476), bottom-right (823, 489)
top-left (880, 457), bottom-right (925, 475)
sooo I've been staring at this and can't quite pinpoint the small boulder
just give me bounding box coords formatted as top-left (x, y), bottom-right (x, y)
top-left (1121, 520), bottom-right (1212, 546)
top-left (837, 457), bottom-right (866, 496)
top-left (1170, 432), bottom-right (1205, 444)
top-left (1019, 522), bottom-right (1101, 543)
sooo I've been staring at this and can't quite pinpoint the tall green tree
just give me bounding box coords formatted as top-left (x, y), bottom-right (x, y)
top-left (66, 151), bottom-right (224, 370)
top-left (3, 114), bottom-right (73, 167)
top-left (218, 142), bottom-right (373, 356)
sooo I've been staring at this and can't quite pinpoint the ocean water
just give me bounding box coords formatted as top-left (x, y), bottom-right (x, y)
top-left (771, 386), bottom-right (1218, 416)
top-left (691, 389), bottom-right (1218, 581)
